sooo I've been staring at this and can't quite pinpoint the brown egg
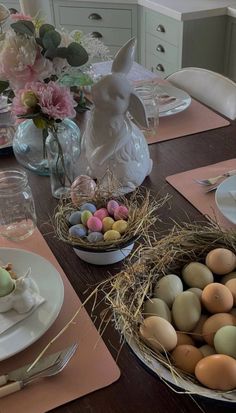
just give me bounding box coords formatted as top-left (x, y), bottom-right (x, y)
top-left (191, 314), bottom-right (208, 343)
top-left (195, 354), bottom-right (236, 390)
top-left (225, 279), bottom-right (236, 305)
top-left (139, 316), bottom-right (177, 353)
top-left (171, 345), bottom-right (203, 374)
top-left (202, 313), bottom-right (236, 345)
top-left (176, 332), bottom-right (194, 346)
top-left (201, 283), bottom-right (233, 313)
top-left (205, 248), bottom-right (236, 275)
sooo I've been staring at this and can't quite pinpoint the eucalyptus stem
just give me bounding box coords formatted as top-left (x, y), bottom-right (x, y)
top-left (50, 124), bottom-right (72, 188)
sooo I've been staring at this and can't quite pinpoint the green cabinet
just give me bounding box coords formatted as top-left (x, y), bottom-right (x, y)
top-left (225, 16), bottom-right (236, 82)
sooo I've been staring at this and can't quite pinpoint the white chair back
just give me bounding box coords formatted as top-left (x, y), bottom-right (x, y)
top-left (166, 67), bottom-right (236, 120)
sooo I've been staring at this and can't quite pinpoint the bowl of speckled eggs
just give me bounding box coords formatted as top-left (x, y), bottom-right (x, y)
top-left (54, 175), bottom-right (159, 265)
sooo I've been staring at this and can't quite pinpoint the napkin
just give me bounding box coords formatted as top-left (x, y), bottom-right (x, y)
top-left (159, 98), bottom-right (183, 114)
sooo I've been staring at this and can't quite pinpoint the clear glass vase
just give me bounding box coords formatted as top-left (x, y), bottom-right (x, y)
top-left (46, 119), bottom-right (81, 199)
top-left (13, 120), bottom-right (49, 176)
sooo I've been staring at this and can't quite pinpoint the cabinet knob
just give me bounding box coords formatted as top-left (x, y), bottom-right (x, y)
top-left (91, 31), bottom-right (103, 39)
top-left (156, 64), bottom-right (165, 72)
top-left (156, 44), bottom-right (165, 53)
top-left (88, 13), bottom-right (102, 20)
top-left (156, 24), bottom-right (165, 33)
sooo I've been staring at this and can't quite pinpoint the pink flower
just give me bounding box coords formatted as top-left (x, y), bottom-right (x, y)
top-left (10, 13), bottom-right (32, 21)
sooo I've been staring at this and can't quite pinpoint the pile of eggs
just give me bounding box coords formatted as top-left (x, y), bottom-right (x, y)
top-left (140, 247), bottom-right (236, 391)
top-left (68, 200), bottom-right (129, 244)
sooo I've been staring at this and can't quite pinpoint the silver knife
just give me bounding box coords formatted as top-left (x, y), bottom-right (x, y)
top-left (0, 348), bottom-right (67, 386)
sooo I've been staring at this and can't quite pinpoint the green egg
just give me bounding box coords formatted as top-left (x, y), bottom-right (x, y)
top-left (214, 325), bottom-right (236, 359)
top-left (0, 267), bottom-right (15, 297)
top-left (81, 210), bottom-right (92, 225)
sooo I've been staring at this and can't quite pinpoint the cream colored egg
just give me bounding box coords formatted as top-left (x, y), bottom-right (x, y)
top-left (172, 291), bottom-right (201, 332)
top-left (139, 316), bottom-right (177, 353)
top-left (182, 262), bottom-right (213, 289)
top-left (221, 271), bottom-right (236, 285)
top-left (187, 287), bottom-right (202, 300)
top-left (154, 274), bottom-right (183, 308)
top-left (143, 298), bottom-right (171, 322)
top-left (214, 325), bottom-right (236, 359)
top-left (199, 344), bottom-right (216, 357)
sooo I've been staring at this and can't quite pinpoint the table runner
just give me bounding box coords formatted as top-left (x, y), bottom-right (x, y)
top-left (0, 229), bottom-right (120, 413)
top-left (166, 159), bottom-right (236, 230)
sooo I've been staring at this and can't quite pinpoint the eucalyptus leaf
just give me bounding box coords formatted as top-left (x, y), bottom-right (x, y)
top-left (0, 80), bottom-right (9, 94)
top-left (44, 47), bottom-right (57, 59)
top-left (17, 113), bottom-right (41, 119)
top-left (39, 24), bottom-right (55, 39)
top-left (36, 37), bottom-right (44, 47)
top-left (66, 43), bottom-right (89, 67)
top-left (55, 47), bottom-right (68, 59)
top-left (42, 30), bottom-right (61, 50)
top-left (11, 20), bottom-right (35, 36)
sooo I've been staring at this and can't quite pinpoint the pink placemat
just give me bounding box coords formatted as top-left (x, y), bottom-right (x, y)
top-left (0, 229), bottom-right (120, 413)
top-left (166, 159), bottom-right (236, 229)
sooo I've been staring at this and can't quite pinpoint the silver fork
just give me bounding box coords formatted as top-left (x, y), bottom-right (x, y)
top-left (0, 343), bottom-right (78, 398)
top-left (194, 169), bottom-right (236, 186)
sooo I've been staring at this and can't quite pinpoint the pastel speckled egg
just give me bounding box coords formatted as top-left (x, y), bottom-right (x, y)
top-left (94, 208), bottom-right (109, 221)
top-left (68, 211), bottom-right (82, 226)
top-left (71, 175), bottom-right (96, 205)
top-left (81, 210), bottom-right (93, 225)
top-left (114, 205), bottom-right (129, 220)
top-left (104, 230), bottom-right (121, 241)
top-left (112, 219), bottom-right (128, 234)
top-left (107, 200), bottom-right (119, 216)
top-left (69, 224), bottom-right (87, 238)
top-left (80, 202), bottom-right (97, 214)
top-left (102, 217), bottom-right (115, 233)
top-left (87, 216), bottom-right (103, 232)
top-left (87, 232), bottom-right (104, 243)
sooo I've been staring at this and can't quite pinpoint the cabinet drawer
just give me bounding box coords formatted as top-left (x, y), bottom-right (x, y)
top-left (56, 5), bottom-right (131, 29)
top-left (62, 25), bottom-right (132, 47)
top-left (146, 9), bottom-right (181, 47)
top-left (146, 33), bottom-right (179, 65)
top-left (146, 54), bottom-right (179, 78)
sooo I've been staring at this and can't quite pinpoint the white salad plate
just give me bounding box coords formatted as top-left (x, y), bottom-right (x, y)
top-left (157, 84), bottom-right (192, 117)
top-left (215, 175), bottom-right (236, 225)
top-left (0, 248), bottom-right (64, 361)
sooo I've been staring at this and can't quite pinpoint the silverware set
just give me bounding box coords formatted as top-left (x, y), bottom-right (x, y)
top-left (194, 169), bottom-right (236, 193)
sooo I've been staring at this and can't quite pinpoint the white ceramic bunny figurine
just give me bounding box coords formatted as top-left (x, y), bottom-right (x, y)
top-left (79, 37), bottom-right (153, 193)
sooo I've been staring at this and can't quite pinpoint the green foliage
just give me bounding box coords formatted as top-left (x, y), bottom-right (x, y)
top-left (42, 30), bottom-right (61, 50)
top-left (39, 24), bottom-right (55, 38)
top-left (66, 42), bottom-right (89, 66)
top-left (11, 20), bottom-right (35, 36)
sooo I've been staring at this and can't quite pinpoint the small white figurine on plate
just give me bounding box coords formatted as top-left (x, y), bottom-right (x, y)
top-left (79, 37), bottom-right (153, 194)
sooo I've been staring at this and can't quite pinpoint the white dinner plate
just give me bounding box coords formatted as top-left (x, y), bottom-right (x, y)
top-left (0, 248), bottom-right (64, 361)
top-left (157, 84), bottom-right (191, 117)
top-left (215, 175), bottom-right (236, 225)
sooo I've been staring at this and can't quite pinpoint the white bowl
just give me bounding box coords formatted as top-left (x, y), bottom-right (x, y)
top-left (73, 241), bottom-right (135, 265)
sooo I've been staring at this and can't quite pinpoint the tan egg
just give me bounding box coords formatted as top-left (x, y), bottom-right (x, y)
top-left (187, 287), bottom-right (202, 300)
top-left (205, 248), bottom-right (236, 275)
top-left (191, 314), bottom-right (208, 343)
top-left (154, 274), bottom-right (183, 308)
top-left (201, 283), bottom-right (233, 313)
top-left (199, 344), bottom-right (216, 357)
top-left (230, 307), bottom-right (236, 317)
top-left (225, 279), bottom-right (236, 305)
top-left (214, 325), bottom-right (236, 359)
top-left (202, 313), bottom-right (236, 346)
top-left (221, 271), bottom-right (236, 285)
top-left (139, 316), bottom-right (177, 353)
top-left (176, 332), bottom-right (194, 346)
top-left (195, 354), bottom-right (236, 390)
top-left (172, 291), bottom-right (201, 332)
top-left (143, 298), bottom-right (172, 322)
top-left (171, 344), bottom-right (203, 374)
top-left (182, 262), bottom-right (213, 289)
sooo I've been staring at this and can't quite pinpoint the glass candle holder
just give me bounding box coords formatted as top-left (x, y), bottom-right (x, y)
top-left (134, 85), bottom-right (159, 139)
top-left (0, 169), bottom-right (37, 241)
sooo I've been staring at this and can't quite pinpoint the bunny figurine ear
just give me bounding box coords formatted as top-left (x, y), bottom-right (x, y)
top-left (112, 37), bottom-right (136, 75)
top-left (128, 92), bottom-right (149, 129)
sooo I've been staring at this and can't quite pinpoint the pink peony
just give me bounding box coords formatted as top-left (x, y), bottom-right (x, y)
top-left (10, 13), bottom-right (32, 21)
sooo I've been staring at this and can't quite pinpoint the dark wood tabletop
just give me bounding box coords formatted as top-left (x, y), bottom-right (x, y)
top-left (0, 114), bottom-right (235, 413)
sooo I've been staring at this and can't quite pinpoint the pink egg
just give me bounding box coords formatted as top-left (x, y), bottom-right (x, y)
top-left (94, 208), bottom-right (109, 221)
top-left (107, 200), bottom-right (119, 216)
top-left (114, 205), bottom-right (129, 220)
top-left (71, 175), bottom-right (96, 205)
top-left (87, 216), bottom-right (103, 232)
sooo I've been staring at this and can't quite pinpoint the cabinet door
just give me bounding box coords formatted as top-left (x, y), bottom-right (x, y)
top-left (225, 17), bottom-right (236, 82)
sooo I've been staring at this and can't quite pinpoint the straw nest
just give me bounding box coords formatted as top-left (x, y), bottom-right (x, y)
top-left (98, 222), bottom-right (236, 400)
top-left (54, 179), bottom-right (168, 251)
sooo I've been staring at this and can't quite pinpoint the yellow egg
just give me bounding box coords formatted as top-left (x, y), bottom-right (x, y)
top-left (171, 344), bottom-right (203, 374)
top-left (139, 316), bottom-right (177, 353)
top-left (102, 217), bottom-right (114, 233)
top-left (205, 248), bottom-right (236, 275)
top-left (103, 230), bottom-right (121, 241)
top-left (195, 354), bottom-right (236, 390)
top-left (112, 219), bottom-right (128, 234)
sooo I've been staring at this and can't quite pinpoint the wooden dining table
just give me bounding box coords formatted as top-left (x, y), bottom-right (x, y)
top-left (0, 109), bottom-right (236, 413)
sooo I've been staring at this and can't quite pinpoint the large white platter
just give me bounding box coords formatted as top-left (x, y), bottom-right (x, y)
top-left (0, 248), bottom-right (64, 361)
top-left (215, 175), bottom-right (236, 225)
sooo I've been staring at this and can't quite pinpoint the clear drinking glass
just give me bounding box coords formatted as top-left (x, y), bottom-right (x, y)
top-left (134, 85), bottom-right (159, 139)
top-left (0, 169), bottom-right (37, 241)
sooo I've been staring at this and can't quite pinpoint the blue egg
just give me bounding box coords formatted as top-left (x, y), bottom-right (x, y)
top-left (87, 232), bottom-right (104, 243)
top-left (68, 211), bottom-right (82, 225)
top-left (69, 224), bottom-right (87, 238)
top-left (80, 203), bottom-right (97, 214)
